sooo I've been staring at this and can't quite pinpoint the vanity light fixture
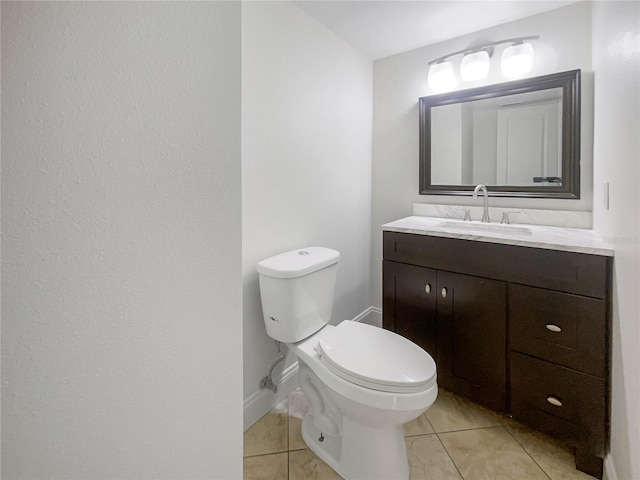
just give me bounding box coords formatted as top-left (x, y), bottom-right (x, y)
top-left (427, 60), bottom-right (457, 92)
top-left (460, 49), bottom-right (492, 81)
top-left (501, 41), bottom-right (535, 78)
top-left (427, 35), bottom-right (539, 90)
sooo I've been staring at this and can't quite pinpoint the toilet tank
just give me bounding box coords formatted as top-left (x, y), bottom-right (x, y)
top-left (257, 247), bottom-right (340, 343)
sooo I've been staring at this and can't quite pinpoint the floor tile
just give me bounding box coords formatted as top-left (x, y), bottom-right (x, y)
top-left (505, 423), bottom-right (597, 480)
top-left (288, 390), bottom-right (309, 451)
top-left (243, 452), bottom-right (288, 480)
top-left (403, 413), bottom-right (435, 436)
top-left (405, 434), bottom-right (463, 479)
top-left (289, 448), bottom-right (342, 480)
top-left (288, 416), bottom-right (306, 452)
top-left (244, 388), bottom-right (590, 480)
top-left (439, 426), bottom-right (549, 480)
top-left (244, 409), bottom-right (289, 457)
top-left (426, 389), bottom-right (500, 433)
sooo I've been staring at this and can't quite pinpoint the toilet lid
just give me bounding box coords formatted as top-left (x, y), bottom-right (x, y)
top-left (316, 321), bottom-right (436, 393)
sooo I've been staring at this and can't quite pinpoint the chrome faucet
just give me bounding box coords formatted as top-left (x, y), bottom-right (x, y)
top-left (473, 184), bottom-right (491, 223)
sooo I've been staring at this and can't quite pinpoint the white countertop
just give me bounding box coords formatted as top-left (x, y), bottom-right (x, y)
top-left (382, 216), bottom-right (614, 257)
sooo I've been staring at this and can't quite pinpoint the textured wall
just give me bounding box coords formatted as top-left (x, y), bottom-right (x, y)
top-left (591, 2), bottom-right (640, 479)
top-left (1, 2), bottom-right (242, 478)
top-left (242, 1), bottom-right (373, 425)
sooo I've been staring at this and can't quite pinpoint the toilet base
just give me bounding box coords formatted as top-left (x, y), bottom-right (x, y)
top-left (301, 414), bottom-right (342, 473)
top-left (301, 413), bottom-right (409, 480)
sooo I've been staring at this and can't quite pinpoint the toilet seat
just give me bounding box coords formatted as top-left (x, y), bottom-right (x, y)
top-left (315, 321), bottom-right (436, 393)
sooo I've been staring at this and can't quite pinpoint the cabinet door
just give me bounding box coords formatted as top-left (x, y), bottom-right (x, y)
top-left (436, 271), bottom-right (507, 412)
top-left (383, 261), bottom-right (437, 357)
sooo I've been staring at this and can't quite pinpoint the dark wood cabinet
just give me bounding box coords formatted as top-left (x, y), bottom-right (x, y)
top-left (383, 261), bottom-right (437, 355)
top-left (382, 231), bottom-right (612, 479)
top-left (436, 271), bottom-right (507, 412)
top-left (384, 261), bottom-right (507, 411)
top-left (509, 284), bottom-right (607, 378)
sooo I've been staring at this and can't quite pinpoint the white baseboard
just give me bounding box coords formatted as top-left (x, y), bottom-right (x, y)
top-left (603, 454), bottom-right (618, 480)
top-left (352, 306), bottom-right (382, 327)
top-left (243, 361), bottom-right (299, 432)
top-left (243, 305), bottom-right (380, 431)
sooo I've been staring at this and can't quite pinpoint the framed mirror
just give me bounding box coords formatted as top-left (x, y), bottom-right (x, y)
top-left (419, 69), bottom-right (580, 198)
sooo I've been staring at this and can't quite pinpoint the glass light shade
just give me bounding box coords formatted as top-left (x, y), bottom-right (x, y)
top-left (460, 50), bottom-right (490, 81)
top-left (428, 61), bottom-right (456, 92)
top-left (501, 42), bottom-right (534, 78)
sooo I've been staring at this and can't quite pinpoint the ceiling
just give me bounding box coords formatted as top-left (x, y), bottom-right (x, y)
top-left (294, 1), bottom-right (580, 60)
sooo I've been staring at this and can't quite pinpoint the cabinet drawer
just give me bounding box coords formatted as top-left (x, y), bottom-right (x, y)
top-left (510, 284), bottom-right (607, 377)
top-left (383, 232), bottom-right (609, 298)
top-left (510, 352), bottom-right (606, 454)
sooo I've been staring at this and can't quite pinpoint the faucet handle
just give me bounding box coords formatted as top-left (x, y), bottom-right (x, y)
top-left (455, 207), bottom-right (472, 221)
top-left (500, 211), bottom-right (520, 225)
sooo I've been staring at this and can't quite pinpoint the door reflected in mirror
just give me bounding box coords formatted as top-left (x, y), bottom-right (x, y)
top-left (420, 70), bottom-right (580, 198)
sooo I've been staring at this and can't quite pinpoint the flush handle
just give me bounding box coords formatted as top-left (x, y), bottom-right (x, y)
top-left (425, 284), bottom-right (431, 295)
top-left (546, 396), bottom-right (563, 407)
top-left (546, 324), bottom-right (562, 333)
top-left (441, 287), bottom-right (448, 298)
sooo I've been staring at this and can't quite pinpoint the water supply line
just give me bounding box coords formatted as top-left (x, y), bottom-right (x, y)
top-left (259, 341), bottom-right (286, 393)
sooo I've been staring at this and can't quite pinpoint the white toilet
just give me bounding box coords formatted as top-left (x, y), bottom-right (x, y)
top-left (257, 246), bottom-right (438, 480)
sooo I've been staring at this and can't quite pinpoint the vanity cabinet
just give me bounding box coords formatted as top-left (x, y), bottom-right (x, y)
top-left (383, 261), bottom-right (507, 412)
top-left (383, 231), bottom-right (611, 479)
top-left (384, 262), bottom-right (438, 356)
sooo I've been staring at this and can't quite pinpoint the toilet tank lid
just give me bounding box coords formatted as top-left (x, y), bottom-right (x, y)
top-left (257, 247), bottom-right (340, 279)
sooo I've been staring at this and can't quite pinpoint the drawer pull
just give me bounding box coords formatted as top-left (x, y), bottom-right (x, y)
top-left (441, 287), bottom-right (448, 298)
top-left (545, 324), bottom-right (562, 333)
top-left (425, 284), bottom-right (431, 294)
top-left (546, 396), bottom-right (563, 407)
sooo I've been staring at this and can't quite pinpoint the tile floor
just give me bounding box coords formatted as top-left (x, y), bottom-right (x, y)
top-left (243, 388), bottom-right (597, 480)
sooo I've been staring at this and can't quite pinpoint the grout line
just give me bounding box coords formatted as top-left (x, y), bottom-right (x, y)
top-left (501, 424), bottom-right (553, 480)
top-left (424, 412), bottom-right (436, 433)
top-left (244, 450), bottom-right (289, 459)
top-left (432, 424), bottom-right (503, 435)
top-left (404, 431), bottom-right (438, 439)
top-left (403, 413), bottom-right (437, 437)
top-left (286, 409), bottom-right (290, 453)
top-left (435, 432), bottom-right (465, 479)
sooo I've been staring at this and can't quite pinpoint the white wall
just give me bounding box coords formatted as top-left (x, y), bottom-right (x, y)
top-left (371, 2), bottom-right (593, 308)
top-left (242, 1), bottom-right (373, 427)
top-left (1, 2), bottom-right (242, 478)
top-left (591, 2), bottom-right (640, 479)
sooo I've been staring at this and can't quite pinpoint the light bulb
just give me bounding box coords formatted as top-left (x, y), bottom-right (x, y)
top-left (460, 50), bottom-right (490, 82)
top-left (501, 42), bottom-right (534, 78)
top-left (428, 61), bottom-right (457, 93)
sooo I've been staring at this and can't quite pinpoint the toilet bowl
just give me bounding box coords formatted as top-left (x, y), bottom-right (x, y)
top-left (291, 321), bottom-right (437, 479)
top-left (257, 247), bottom-right (438, 479)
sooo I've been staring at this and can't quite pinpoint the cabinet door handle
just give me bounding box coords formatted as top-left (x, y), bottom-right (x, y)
top-left (546, 324), bottom-right (562, 333)
top-left (546, 396), bottom-right (563, 407)
top-left (441, 287), bottom-right (448, 298)
top-left (425, 284), bottom-right (431, 294)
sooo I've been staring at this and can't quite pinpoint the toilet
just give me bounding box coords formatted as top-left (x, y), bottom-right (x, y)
top-left (257, 246), bottom-right (438, 480)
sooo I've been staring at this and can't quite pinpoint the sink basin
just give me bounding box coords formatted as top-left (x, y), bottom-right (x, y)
top-left (436, 221), bottom-right (533, 236)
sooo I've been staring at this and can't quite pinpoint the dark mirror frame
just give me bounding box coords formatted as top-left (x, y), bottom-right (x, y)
top-left (419, 69), bottom-right (581, 198)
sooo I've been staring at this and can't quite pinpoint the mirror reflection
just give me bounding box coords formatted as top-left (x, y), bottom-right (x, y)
top-left (419, 69), bottom-right (580, 198)
top-left (431, 88), bottom-right (563, 187)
